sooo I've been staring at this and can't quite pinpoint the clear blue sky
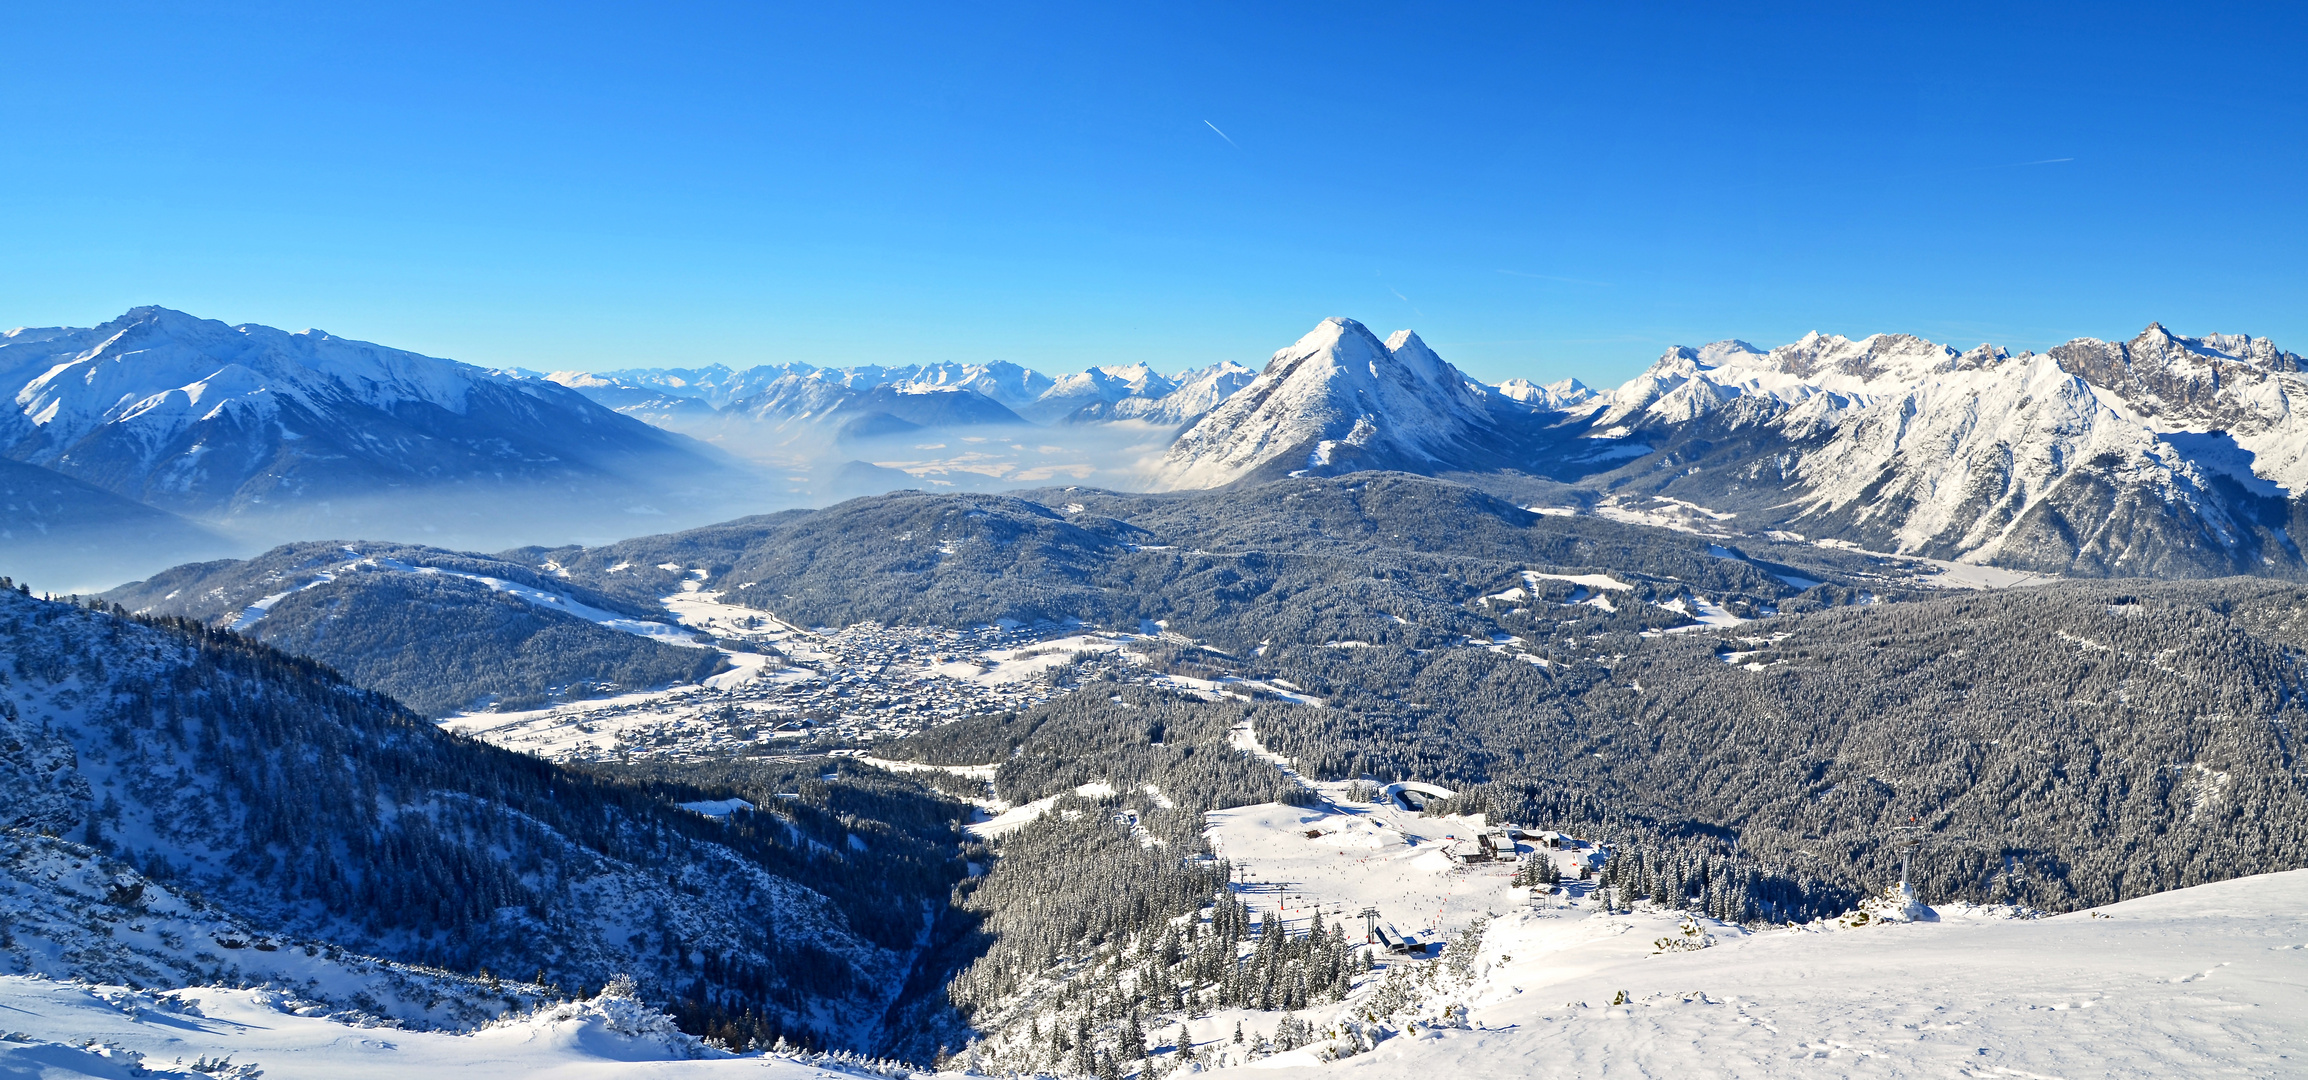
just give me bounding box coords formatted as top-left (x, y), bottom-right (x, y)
top-left (4, 2), bottom-right (2302, 386)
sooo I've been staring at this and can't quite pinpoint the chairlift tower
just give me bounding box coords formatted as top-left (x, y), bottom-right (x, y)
top-left (1358, 906), bottom-right (1380, 945)
top-left (1889, 817), bottom-right (1928, 910)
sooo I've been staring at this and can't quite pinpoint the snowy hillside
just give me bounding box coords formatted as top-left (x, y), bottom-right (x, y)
top-left (0, 587), bottom-right (917, 1046)
top-left (0, 969), bottom-right (942, 1079)
top-left (4, 853), bottom-right (2296, 1077)
top-left (1194, 800), bottom-right (2308, 1079)
top-left (1566, 322), bottom-right (2308, 576)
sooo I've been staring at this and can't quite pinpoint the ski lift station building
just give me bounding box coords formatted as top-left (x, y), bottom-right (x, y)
top-left (1379, 781), bottom-right (1456, 812)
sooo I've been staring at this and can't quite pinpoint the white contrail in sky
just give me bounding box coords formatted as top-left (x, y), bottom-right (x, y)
top-left (1204, 120), bottom-right (1239, 149)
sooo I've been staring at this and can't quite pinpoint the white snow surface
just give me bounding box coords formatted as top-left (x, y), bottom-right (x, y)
top-left (0, 977), bottom-right (920, 1080)
top-left (1194, 770), bottom-right (2308, 1078)
top-left (1239, 870), bottom-right (2308, 1078)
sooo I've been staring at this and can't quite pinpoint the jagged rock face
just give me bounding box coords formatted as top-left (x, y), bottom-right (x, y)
top-left (1153, 318), bottom-right (1506, 489)
top-left (2050, 324), bottom-right (2305, 420)
top-left (1575, 323), bottom-right (2308, 577)
top-left (1, 307), bottom-right (722, 515)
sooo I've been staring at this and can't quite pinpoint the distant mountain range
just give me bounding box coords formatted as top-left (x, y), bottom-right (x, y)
top-left (12, 305), bottom-right (2308, 588)
top-left (0, 306), bottom-right (746, 586)
top-left (553, 357), bottom-right (1260, 435)
top-left (1148, 318), bottom-right (2308, 579)
top-left (1, 306), bottom-right (730, 515)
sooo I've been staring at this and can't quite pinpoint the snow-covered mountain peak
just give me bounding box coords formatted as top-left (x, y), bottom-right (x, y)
top-left (1585, 321), bottom-right (2308, 575)
top-left (1015, 361), bottom-right (1181, 423)
top-left (2050, 323), bottom-right (2307, 422)
top-left (547, 370), bottom-right (621, 389)
top-left (9, 306), bottom-right (535, 446)
top-left (1152, 317), bottom-right (1499, 489)
top-left (1, 306), bottom-right (720, 517)
top-left (1696, 338), bottom-right (1767, 367)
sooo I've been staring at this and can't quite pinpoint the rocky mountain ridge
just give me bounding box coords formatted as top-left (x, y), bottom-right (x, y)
top-left (1567, 322), bottom-right (2308, 575)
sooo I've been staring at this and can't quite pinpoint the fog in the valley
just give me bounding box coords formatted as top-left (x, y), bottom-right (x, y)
top-left (8, 418), bottom-right (1178, 594)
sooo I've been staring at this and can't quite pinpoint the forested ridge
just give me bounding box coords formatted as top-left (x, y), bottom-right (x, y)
top-left (526, 474), bottom-right (1897, 651)
top-left (105, 541), bottom-right (723, 715)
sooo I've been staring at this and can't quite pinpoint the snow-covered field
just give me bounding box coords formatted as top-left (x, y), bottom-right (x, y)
top-left (1238, 869), bottom-right (2308, 1078)
top-left (1206, 800), bottom-right (1553, 947)
top-left (0, 978), bottom-right (906, 1080)
top-left (1195, 782), bottom-right (2308, 1078)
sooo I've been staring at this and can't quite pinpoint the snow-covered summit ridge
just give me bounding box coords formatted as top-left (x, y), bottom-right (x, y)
top-left (0, 306), bottom-right (728, 521)
top-left (1593, 322), bottom-right (2302, 435)
top-left (4, 306), bottom-right (575, 451)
